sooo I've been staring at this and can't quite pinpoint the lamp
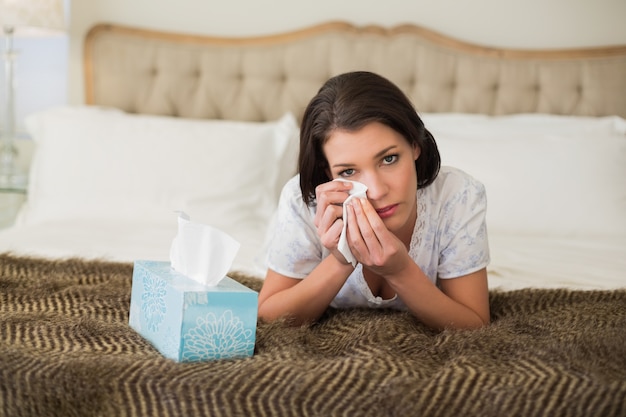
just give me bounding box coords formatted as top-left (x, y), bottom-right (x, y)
top-left (0, 0), bottom-right (66, 188)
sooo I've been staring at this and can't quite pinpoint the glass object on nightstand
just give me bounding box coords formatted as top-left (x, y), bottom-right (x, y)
top-left (0, 179), bottom-right (27, 229)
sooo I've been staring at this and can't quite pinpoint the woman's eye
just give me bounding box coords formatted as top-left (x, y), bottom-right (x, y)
top-left (382, 154), bottom-right (398, 165)
top-left (339, 168), bottom-right (355, 177)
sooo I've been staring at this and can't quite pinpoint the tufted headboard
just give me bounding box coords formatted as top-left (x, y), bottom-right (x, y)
top-left (84, 21), bottom-right (626, 121)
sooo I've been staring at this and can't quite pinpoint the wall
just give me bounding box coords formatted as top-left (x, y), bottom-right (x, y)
top-left (72, 0), bottom-right (626, 46)
top-left (5, 36), bottom-right (69, 136)
top-left (68, 0), bottom-right (626, 106)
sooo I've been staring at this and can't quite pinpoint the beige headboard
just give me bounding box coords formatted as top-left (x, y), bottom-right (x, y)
top-left (84, 21), bottom-right (626, 121)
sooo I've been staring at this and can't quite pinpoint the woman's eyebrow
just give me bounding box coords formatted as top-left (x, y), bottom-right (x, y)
top-left (330, 145), bottom-right (398, 169)
top-left (374, 145), bottom-right (398, 158)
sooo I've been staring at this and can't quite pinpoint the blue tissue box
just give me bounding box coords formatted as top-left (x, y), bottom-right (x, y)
top-left (129, 260), bottom-right (258, 362)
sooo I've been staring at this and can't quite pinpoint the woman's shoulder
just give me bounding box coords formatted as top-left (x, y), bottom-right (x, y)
top-left (423, 166), bottom-right (487, 206)
top-left (279, 174), bottom-right (316, 214)
top-left (280, 174), bottom-right (302, 199)
top-left (432, 166), bottom-right (485, 192)
top-left (282, 174), bottom-right (301, 194)
top-left (279, 174), bottom-right (304, 201)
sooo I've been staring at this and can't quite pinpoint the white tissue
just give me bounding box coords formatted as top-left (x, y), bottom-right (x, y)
top-left (335, 179), bottom-right (368, 267)
top-left (169, 212), bottom-right (240, 286)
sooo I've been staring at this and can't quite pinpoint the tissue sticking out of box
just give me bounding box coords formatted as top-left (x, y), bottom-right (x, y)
top-left (169, 211), bottom-right (240, 286)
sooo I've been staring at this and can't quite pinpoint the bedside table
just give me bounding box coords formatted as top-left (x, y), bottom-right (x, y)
top-left (0, 183), bottom-right (27, 229)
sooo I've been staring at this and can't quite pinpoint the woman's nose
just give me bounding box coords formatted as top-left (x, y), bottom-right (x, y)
top-left (362, 173), bottom-right (388, 201)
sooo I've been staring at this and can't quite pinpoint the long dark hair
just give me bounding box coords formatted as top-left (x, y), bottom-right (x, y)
top-left (298, 71), bottom-right (440, 205)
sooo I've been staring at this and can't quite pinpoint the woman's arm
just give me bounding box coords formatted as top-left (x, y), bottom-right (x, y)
top-left (259, 179), bottom-right (358, 324)
top-left (347, 197), bottom-right (490, 330)
top-left (385, 265), bottom-right (490, 330)
top-left (259, 180), bottom-right (356, 325)
top-left (258, 256), bottom-right (354, 325)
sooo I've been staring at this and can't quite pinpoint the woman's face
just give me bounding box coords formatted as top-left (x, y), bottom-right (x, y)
top-left (323, 121), bottom-right (420, 235)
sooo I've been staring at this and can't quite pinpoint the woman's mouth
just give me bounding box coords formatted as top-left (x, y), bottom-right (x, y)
top-left (375, 204), bottom-right (398, 219)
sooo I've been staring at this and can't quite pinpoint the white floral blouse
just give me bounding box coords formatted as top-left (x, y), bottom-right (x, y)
top-left (265, 166), bottom-right (490, 310)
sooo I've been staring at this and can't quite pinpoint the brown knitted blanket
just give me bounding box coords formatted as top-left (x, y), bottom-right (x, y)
top-left (1, 253), bottom-right (625, 417)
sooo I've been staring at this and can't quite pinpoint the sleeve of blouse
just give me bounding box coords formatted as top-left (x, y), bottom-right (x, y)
top-left (437, 172), bottom-right (490, 279)
top-left (265, 176), bottom-right (324, 279)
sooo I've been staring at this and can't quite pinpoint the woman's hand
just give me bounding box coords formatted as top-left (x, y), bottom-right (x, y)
top-left (345, 197), bottom-right (411, 276)
top-left (313, 180), bottom-right (353, 264)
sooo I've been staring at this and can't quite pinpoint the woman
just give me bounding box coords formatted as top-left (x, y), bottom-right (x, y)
top-left (258, 71), bottom-right (490, 330)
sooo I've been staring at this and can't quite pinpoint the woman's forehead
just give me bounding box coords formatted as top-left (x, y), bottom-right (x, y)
top-left (324, 123), bottom-right (410, 160)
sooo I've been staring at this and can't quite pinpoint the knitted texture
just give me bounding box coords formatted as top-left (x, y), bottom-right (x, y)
top-left (1, 254), bottom-right (625, 417)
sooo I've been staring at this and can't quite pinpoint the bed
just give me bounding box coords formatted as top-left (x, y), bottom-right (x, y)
top-left (1, 21), bottom-right (625, 416)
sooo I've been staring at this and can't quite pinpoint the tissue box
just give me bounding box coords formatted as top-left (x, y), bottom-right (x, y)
top-left (129, 260), bottom-right (258, 362)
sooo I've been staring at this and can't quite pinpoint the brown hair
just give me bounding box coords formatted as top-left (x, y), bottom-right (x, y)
top-left (298, 71), bottom-right (441, 205)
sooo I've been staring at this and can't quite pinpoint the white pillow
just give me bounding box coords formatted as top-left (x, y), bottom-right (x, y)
top-left (423, 113), bottom-right (626, 238)
top-left (20, 106), bottom-right (299, 238)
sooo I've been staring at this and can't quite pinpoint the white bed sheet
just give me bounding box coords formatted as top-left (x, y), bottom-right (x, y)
top-left (487, 235), bottom-right (626, 290)
top-left (1, 221), bottom-right (624, 290)
top-left (0, 220), bottom-right (269, 277)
